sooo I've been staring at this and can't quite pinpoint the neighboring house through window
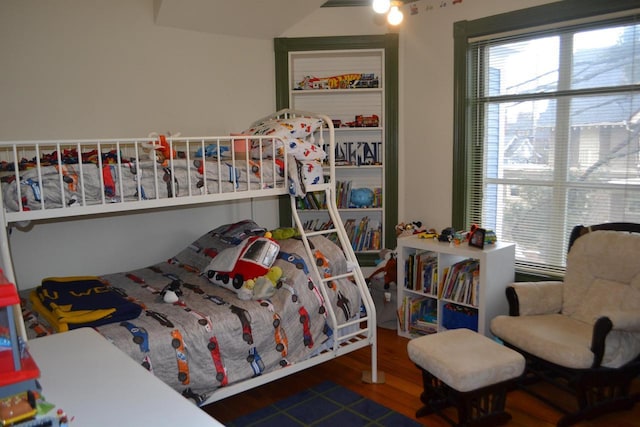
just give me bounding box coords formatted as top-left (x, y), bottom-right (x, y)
top-left (453, 0), bottom-right (640, 276)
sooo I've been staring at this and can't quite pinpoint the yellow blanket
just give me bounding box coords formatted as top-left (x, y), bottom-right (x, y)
top-left (30, 276), bottom-right (141, 332)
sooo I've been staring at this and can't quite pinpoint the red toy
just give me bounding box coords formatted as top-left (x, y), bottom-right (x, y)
top-left (205, 233), bottom-right (280, 291)
top-left (145, 134), bottom-right (177, 166)
top-left (366, 249), bottom-right (397, 290)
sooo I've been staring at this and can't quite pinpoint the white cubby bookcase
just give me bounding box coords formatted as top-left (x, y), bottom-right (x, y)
top-left (396, 235), bottom-right (515, 338)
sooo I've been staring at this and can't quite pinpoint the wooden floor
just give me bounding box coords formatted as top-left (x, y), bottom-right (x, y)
top-left (204, 327), bottom-right (640, 426)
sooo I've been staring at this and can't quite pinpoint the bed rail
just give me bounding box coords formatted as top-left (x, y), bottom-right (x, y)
top-left (0, 135), bottom-right (288, 224)
top-left (0, 109), bottom-right (380, 404)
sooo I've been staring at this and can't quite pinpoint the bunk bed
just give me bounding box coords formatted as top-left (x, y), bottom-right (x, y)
top-left (0, 109), bottom-right (379, 407)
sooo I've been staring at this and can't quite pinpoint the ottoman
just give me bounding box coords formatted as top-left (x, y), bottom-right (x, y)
top-left (407, 328), bottom-right (525, 427)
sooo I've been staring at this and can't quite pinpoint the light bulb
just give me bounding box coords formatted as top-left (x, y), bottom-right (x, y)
top-left (387, 5), bottom-right (403, 26)
top-left (372, 0), bottom-right (391, 14)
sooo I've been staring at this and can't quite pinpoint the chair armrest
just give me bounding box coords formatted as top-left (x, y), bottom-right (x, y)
top-left (602, 310), bottom-right (640, 332)
top-left (591, 317), bottom-right (614, 368)
top-left (590, 312), bottom-right (640, 367)
top-left (506, 281), bottom-right (563, 316)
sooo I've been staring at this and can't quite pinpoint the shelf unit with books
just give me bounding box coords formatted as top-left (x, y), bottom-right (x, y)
top-left (396, 235), bottom-right (515, 338)
top-left (275, 35), bottom-right (398, 264)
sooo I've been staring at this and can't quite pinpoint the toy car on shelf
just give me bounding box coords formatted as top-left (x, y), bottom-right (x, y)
top-left (353, 73), bottom-right (379, 88)
top-left (346, 115), bottom-right (379, 128)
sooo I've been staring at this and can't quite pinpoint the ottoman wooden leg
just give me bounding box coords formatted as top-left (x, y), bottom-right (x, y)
top-left (416, 368), bottom-right (449, 418)
top-left (415, 366), bottom-right (513, 427)
top-left (456, 380), bottom-right (512, 427)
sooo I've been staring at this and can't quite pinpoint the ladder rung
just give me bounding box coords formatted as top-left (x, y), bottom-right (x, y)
top-left (320, 271), bottom-right (354, 282)
top-left (305, 183), bottom-right (331, 192)
top-left (303, 228), bottom-right (337, 238)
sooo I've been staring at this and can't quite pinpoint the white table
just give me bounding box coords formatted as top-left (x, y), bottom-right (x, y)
top-left (28, 328), bottom-right (224, 427)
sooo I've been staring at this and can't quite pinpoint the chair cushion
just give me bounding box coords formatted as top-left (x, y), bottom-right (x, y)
top-left (572, 279), bottom-right (640, 324)
top-left (493, 229), bottom-right (640, 370)
top-left (563, 230), bottom-right (640, 318)
top-left (491, 314), bottom-right (595, 369)
top-left (492, 313), bottom-right (640, 369)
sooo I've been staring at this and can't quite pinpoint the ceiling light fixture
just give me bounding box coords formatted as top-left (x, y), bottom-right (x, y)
top-left (372, 0), bottom-right (390, 14)
top-left (372, 0), bottom-right (404, 26)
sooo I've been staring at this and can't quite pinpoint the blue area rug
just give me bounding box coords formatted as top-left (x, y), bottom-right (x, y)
top-left (227, 380), bottom-right (422, 427)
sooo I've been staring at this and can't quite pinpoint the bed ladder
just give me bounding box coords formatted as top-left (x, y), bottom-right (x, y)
top-left (289, 183), bottom-right (383, 384)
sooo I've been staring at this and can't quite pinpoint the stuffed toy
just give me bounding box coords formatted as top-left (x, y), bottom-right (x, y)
top-left (350, 188), bottom-right (375, 208)
top-left (204, 233), bottom-right (280, 296)
top-left (160, 281), bottom-right (183, 303)
top-left (237, 266), bottom-right (283, 301)
top-left (270, 227), bottom-right (301, 240)
top-left (366, 249), bottom-right (397, 290)
top-left (144, 133), bottom-right (179, 166)
top-left (395, 221), bottom-right (427, 237)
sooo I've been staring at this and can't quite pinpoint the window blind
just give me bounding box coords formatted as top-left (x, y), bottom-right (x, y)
top-left (467, 15), bottom-right (640, 275)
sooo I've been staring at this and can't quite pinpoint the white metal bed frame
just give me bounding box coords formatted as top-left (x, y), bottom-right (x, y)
top-left (0, 109), bottom-right (379, 405)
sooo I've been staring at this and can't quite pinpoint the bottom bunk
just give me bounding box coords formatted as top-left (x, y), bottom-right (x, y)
top-left (18, 219), bottom-right (376, 406)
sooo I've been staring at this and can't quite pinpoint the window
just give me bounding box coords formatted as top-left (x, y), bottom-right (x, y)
top-left (454, 1), bottom-right (640, 276)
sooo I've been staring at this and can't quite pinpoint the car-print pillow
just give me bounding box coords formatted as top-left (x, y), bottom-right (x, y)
top-left (243, 117), bottom-right (323, 139)
top-left (168, 220), bottom-right (266, 273)
top-left (251, 137), bottom-right (326, 161)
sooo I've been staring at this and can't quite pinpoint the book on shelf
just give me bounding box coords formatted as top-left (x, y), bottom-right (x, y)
top-left (344, 217), bottom-right (381, 251)
top-left (404, 253), bottom-right (414, 289)
top-left (298, 191), bottom-right (326, 210)
top-left (398, 295), bottom-right (438, 336)
top-left (303, 218), bottom-right (333, 232)
top-left (336, 180), bottom-right (352, 209)
top-left (297, 191), bottom-right (326, 210)
top-left (440, 259), bottom-right (480, 306)
top-left (351, 216), bottom-right (368, 249)
top-left (396, 299), bottom-right (405, 332)
top-left (322, 141), bottom-right (383, 166)
top-left (372, 187), bottom-right (382, 208)
top-left (438, 266), bottom-right (449, 299)
top-left (410, 320), bottom-right (438, 335)
top-left (417, 251), bottom-right (437, 294)
top-left (404, 251), bottom-right (437, 293)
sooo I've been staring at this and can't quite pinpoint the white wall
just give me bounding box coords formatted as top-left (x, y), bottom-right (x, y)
top-left (0, 0), bottom-right (562, 288)
top-left (282, 6), bottom-right (392, 37)
top-left (0, 0), bottom-right (279, 288)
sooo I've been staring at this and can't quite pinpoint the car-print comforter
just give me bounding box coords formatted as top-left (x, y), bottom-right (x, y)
top-left (21, 220), bottom-right (360, 403)
top-left (2, 157), bottom-right (286, 212)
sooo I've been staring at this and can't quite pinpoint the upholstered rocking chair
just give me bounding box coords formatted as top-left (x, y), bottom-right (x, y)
top-left (491, 222), bottom-right (640, 426)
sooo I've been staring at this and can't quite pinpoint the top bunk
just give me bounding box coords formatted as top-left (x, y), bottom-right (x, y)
top-left (0, 109), bottom-right (336, 226)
